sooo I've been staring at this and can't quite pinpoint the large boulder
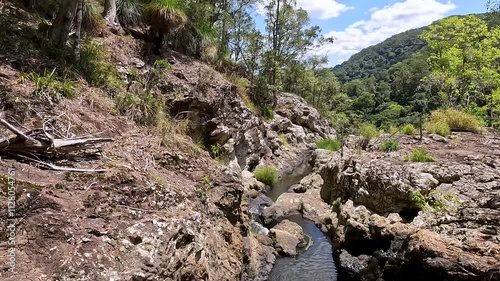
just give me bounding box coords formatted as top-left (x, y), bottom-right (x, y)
top-left (318, 151), bottom-right (438, 214)
top-left (339, 250), bottom-right (382, 281)
top-left (269, 220), bottom-right (305, 256)
top-left (274, 93), bottom-right (336, 140)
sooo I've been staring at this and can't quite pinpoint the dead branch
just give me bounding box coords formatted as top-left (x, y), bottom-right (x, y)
top-left (0, 115), bottom-right (113, 172)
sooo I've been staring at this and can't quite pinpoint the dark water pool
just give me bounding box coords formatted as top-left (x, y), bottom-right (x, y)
top-left (267, 214), bottom-right (337, 281)
top-left (266, 160), bottom-right (312, 201)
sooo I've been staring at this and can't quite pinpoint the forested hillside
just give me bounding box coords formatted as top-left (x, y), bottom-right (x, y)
top-left (326, 12), bottom-right (500, 135)
top-left (332, 28), bottom-right (427, 83)
top-left (332, 13), bottom-right (497, 84)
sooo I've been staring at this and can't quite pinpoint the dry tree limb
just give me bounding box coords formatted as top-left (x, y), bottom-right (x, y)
top-left (0, 117), bottom-right (42, 146)
top-left (0, 114), bottom-right (113, 172)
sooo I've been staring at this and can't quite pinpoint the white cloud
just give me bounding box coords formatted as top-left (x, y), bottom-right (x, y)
top-left (257, 0), bottom-right (352, 20)
top-left (322, 0), bottom-right (456, 65)
top-left (297, 0), bottom-right (353, 19)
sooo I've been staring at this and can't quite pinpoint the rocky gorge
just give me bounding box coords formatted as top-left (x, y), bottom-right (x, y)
top-left (0, 4), bottom-right (499, 279)
top-left (257, 132), bottom-right (500, 281)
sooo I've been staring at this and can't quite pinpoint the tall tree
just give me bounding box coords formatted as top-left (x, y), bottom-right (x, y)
top-left (488, 0), bottom-right (500, 12)
top-left (262, 0), bottom-right (323, 87)
top-left (74, 0), bottom-right (84, 61)
top-left (421, 15), bottom-right (500, 108)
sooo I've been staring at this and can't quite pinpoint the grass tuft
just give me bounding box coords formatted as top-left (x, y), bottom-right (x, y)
top-left (380, 139), bottom-right (399, 152)
top-left (20, 69), bottom-right (78, 101)
top-left (425, 119), bottom-right (450, 137)
top-left (279, 133), bottom-right (288, 146)
top-left (260, 104), bottom-right (274, 121)
top-left (411, 191), bottom-right (427, 210)
top-left (253, 166), bottom-right (278, 187)
top-left (225, 75), bottom-right (257, 113)
top-left (427, 108), bottom-right (483, 134)
top-left (316, 138), bottom-right (341, 151)
top-left (80, 37), bottom-right (123, 91)
top-left (401, 124), bottom-right (417, 135)
top-left (404, 147), bottom-right (434, 162)
top-left (115, 92), bottom-right (163, 125)
top-left (359, 123), bottom-right (379, 139)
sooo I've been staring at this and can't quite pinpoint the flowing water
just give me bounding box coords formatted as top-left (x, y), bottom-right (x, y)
top-left (264, 159), bottom-right (338, 281)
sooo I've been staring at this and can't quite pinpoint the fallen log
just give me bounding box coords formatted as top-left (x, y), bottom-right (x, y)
top-left (0, 115), bottom-right (113, 172)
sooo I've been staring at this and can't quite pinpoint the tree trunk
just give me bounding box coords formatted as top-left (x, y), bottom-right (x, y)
top-left (74, 0), bottom-right (84, 61)
top-left (419, 110), bottom-right (423, 141)
top-left (104, 0), bottom-right (123, 33)
top-left (104, 0), bottom-right (117, 24)
top-left (50, 0), bottom-right (79, 47)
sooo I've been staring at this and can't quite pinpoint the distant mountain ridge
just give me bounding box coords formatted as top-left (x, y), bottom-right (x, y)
top-left (332, 13), bottom-right (496, 83)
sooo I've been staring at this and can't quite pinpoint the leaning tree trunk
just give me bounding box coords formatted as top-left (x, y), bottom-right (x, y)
top-left (50, 0), bottom-right (79, 47)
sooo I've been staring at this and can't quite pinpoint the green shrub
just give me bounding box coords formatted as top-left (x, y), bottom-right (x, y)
top-left (316, 138), bottom-right (341, 151)
top-left (401, 124), bottom-right (417, 135)
top-left (426, 120), bottom-right (451, 137)
top-left (389, 125), bottom-right (399, 135)
top-left (260, 104), bottom-right (274, 121)
top-left (428, 109), bottom-right (483, 133)
top-left (411, 191), bottom-right (427, 210)
top-left (359, 123), bottom-right (379, 139)
top-left (254, 166), bottom-right (278, 187)
top-left (380, 139), bottom-right (399, 152)
top-left (404, 148), bottom-right (434, 162)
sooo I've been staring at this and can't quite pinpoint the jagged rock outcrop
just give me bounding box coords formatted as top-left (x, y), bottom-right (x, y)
top-left (315, 133), bottom-right (500, 281)
top-left (163, 63), bottom-right (335, 173)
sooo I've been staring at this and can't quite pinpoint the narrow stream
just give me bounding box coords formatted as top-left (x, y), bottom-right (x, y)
top-left (267, 214), bottom-right (338, 281)
top-left (264, 159), bottom-right (338, 281)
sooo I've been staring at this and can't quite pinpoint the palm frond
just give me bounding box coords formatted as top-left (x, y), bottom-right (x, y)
top-left (83, 2), bottom-right (104, 34)
top-left (117, 0), bottom-right (144, 27)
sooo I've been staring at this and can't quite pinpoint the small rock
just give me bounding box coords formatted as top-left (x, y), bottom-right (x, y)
top-left (339, 250), bottom-right (382, 280)
top-left (288, 184), bottom-right (306, 193)
top-left (128, 235), bottom-right (143, 245)
top-left (429, 134), bottom-right (448, 143)
top-left (247, 189), bottom-right (259, 198)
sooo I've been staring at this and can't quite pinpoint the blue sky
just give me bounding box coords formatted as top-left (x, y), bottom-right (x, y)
top-left (253, 0), bottom-right (489, 66)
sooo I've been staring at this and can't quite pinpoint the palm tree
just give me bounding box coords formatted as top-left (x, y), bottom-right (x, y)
top-left (143, 0), bottom-right (188, 53)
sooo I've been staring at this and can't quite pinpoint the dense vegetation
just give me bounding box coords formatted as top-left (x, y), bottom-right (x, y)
top-left (2, 0), bottom-right (499, 141)
top-left (326, 12), bottom-right (500, 134)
